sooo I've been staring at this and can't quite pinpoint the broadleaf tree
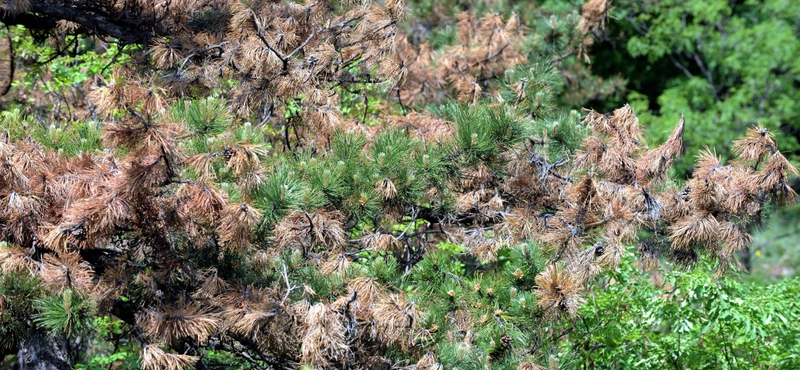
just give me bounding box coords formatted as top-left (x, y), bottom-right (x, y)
top-left (588, 0), bottom-right (800, 173)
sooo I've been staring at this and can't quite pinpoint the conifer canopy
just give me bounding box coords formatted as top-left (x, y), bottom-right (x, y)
top-left (0, 1), bottom-right (797, 369)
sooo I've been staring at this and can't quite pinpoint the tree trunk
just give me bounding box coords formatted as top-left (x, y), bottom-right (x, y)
top-left (16, 331), bottom-right (72, 370)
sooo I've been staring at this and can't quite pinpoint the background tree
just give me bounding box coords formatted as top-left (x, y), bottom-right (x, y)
top-left (587, 0), bottom-right (800, 173)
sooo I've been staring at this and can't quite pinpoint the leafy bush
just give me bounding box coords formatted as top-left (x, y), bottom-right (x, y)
top-left (565, 251), bottom-right (800, 369)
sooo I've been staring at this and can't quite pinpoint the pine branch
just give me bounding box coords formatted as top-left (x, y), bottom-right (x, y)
top-left (1, 1), bottom-right (153, 44)
top-left (254, 11), bottom-right (317, 73)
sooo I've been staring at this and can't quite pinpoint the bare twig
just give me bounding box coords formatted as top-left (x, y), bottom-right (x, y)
top-left (281, 260), bottom-right (298, 304)
top-left (548, 51), bottom-right (575, 64)
top-left (178, 42), bottom-right (229, 72)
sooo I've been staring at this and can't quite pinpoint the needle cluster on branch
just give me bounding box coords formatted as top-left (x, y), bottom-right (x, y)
top-left (3, 98), bottom-right (795, 368)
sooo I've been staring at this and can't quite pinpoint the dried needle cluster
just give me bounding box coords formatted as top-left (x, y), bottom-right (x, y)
top-left (519, 107), bottom-right (796, 319)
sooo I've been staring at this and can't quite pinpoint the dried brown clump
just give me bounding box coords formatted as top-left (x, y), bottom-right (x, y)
top-left (397, 11), bottom-right (527, 106)
top-left (534, 264), bottom-right (585, 318)
top-left (141, 344), bottom-right (199, 370)
top-left (138, 301), bottom-right (220, 347)
top-left (274, 210), bottom-right (347, 251)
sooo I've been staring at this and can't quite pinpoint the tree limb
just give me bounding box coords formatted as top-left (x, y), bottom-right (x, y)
top-left (1, 1), bottom-right (153, 44)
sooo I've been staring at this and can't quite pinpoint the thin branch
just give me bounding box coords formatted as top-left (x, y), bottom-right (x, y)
top-left (395, 87), bottom-right (408, 115)
top-left (689, 46), bottom-right (720, 101)
top-left (253, 11), bottom-right (316, 72)
top-left (667, 54), bottom-right (693, 79)
top-left (472, 42), bottom-right (510, 67)
top-left (285, 28), bottom-right (316, 60)
top-left (1, 34), bottom-right (15, 96)
top-left (178, 42), bottom-right (229, 72)
top-left (280, 260), bottom-right (298, 304)
top-left (2, 1), bottom-right (152, 44)
top-left (548, 51), bottom-right (575, 64)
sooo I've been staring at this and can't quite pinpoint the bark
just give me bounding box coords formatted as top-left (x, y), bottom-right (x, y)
top-left (0, 1), bottom-right (153, 44)
top-left (16, 331), bottom-right (72, 370)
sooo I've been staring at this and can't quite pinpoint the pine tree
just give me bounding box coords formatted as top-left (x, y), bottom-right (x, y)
top-left (0, 1), bottom-right (796, 370)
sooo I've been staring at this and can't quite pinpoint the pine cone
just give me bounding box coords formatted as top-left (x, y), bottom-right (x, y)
top-left (489, 335), bottom-right (513, 362)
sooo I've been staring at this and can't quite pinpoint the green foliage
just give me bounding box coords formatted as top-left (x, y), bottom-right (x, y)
top-left (406, 0), bottom-right (585, 47)
top-left (594, 0), bottom-right (800, 173)
top-left (393, 243), bottom-right (548, 368)
top-left (75, 351), bottom-right (134, 370)
top-left (202, 350), bottom-right (243, 370)
top-left (7, 26), bottom-right (128, 93)
top-left (246, 125), bottom-right (460, 229)
top-left (0, 271), bottom-right (43, 352)
top-left (534, 110), bottom-right (585, 160)
top-left (34, 289), bottom-right (96, 338)
top-left (92, 316), bottom-right (124, 337)
top-left (181, 97), bottom-right (232, 137)
top-left (563, 251), bottom-right (800, 369)
top-left (252, 165), bottom-right (314, 227)
top-left (74, 317), bottom-right (139, 370)
top-left (749, 206), bottom-right (800, 280)
top-left (1, 25), bottom-right (129, 113)
top-left (440, 103), bottom-right (527, 173)
top-left (335, 80), bottom-right (389, 125)
top-left (436, 241), bottom-right (468, 254)
top-left (0, 109), bottom-right (103, 155)
top-left (499, 63), bottom-right (566, 119)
